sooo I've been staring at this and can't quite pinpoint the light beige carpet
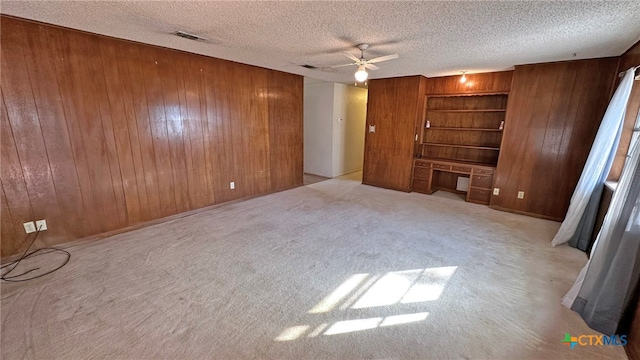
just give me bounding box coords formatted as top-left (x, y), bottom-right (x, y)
top-left (1, 173), bottom-right (627, 359)
top-left (303, 173), bottom-right (330, 185)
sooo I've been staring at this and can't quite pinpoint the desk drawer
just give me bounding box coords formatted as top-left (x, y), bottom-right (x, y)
top-left (452, 165), bottom-right (472, 173)
top-left (433, 163), bottom-right (451, 171)
top-left (415, 160), bottom-right (432, 168)
top-left (413, 166), bottom-right (431, 179)
top-left (473, 168), bottom-right (495, 175)
top-left (471, 175), bottom-right (493, 189)
top-left (412, 179), bottom-right (430, 193)
top-left (468, 187), bottom-right (491, 204)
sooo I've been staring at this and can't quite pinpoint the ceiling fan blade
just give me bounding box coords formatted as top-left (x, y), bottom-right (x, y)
top-left (364, 63), bottom-right (380, 71)
top-left (342, 51), bottom-right (361, 62)
top-left (367, 53), bottom-right (399, 64)
top-left (331, 63), bottom-right (356, 68)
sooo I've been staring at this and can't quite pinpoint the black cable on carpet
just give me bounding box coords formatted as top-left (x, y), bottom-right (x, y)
top-left (1, 227), bottom-right (70, 282)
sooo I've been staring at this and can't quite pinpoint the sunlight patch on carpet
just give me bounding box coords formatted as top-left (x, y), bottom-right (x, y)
top-left (274, 266), bottom-right (455, 341)
top-left (308, 273), bottom-right (369, 313)
top-left (274, 325), bottom-right (310, 341)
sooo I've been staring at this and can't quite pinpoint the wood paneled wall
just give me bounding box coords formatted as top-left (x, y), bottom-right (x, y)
top-left (491, 58), bottom-right (619, 221)
top-left (610, 40), bottom-right (640, 180)
top-left (0, 16), bottom-right (303, 257)
top-left (363, 76), bottom-right (426, 191)
top-left (424, 71), bottom-right (513, 95)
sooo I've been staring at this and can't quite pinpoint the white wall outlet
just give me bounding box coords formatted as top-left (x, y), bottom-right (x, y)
top-left (493, 188), bottom-right (500, 196)
top-left (230, 181), bottom-right (235, 190)
top-left (36, 219), bottom-right (47, 231)
top-left (23, 221), bottom-right (36, 234)
top-left (517, 191), bottom-right (525, 199)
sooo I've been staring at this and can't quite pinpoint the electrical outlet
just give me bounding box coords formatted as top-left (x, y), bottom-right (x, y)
top-left (230, 181), bottom-right (235, 190)
top-left (517, 191), bottom-right (525, 199)
top-left (23, 221), bottom-right (36, 234)
top-left (36, 219), bottom-right (47, 231)
top-left (493, 188), bottom-right (500, 196)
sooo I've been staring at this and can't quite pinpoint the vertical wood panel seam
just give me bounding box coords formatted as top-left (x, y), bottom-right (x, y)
top-left (20, 41), bottom-right (66, 225)
top-left (124, 47), bottom-right (152, 219)
top-left (118, 44), bottom-right (147, 221)
top-left (1, 92), bottom-right (36, 245)
top-left (73, 34), bottom-right (104, 231)
top-left (139, 51), bottom-right (163, 210)
top-left (50, 29), bottom-right (89, 233)
top-left (157, 56), bottom-right (181, 213)
top-left (98, 40), bottom-right (131, 224)
top-left (177, 57), bottom-right (195, 209)
top-left (0, 182), bottom-right (22, 252)
top-left (528, 67), bottom-right (562, 204)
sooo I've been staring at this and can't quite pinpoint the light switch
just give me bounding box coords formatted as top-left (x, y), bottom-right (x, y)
top-left (369, 125), bottom-right (376, 133)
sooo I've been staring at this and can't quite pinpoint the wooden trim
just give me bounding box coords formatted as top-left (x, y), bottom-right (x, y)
top-left (427, 127), bottom-right (503, 131)
top-left (422, 143), bottom-right (500, 151)
top-left (514, 56), bottom-right (621, 68)
top-left (0, 184), bottom-right (301, 263)
top-left (427, 109), bottom-right (506, 113)
top-left (362, 180), bottom-right (411, 193)
top-left (489, 205), bottom-right (563, 222)
top-left (425, 91), bottom-right (510, 97)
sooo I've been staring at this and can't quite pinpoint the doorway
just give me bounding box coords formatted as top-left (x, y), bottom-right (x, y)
top-left (303, 77), bottom-right (368, 182)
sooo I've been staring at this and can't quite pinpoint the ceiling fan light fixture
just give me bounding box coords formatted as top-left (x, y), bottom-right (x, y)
top-left (355, 66), bottom-right (368, 82)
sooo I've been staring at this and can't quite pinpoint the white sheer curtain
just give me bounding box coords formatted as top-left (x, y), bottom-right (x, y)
top-left (552, 67), bottom-right (638, 247)
top-left (561, 117), bottom-right (640, 332)
top-left (560, 68), bottom-right (640, 334)
top-left (562, 110), bottom-right (639, 308)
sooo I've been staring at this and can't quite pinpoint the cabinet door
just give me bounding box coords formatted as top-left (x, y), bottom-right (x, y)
top-left (363, 77), bottom-right (420, 191)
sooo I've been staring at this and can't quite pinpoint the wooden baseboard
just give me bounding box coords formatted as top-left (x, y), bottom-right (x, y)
top-left (489, 205), bottom-right (563, 222)
top-left (362, 181), bottom-right (411, 193)
top-left (1, 183), bottom-right (302, 263)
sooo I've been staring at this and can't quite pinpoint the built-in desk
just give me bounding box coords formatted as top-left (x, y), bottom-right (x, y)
top-left (411, 158), bottom-right (496, 205)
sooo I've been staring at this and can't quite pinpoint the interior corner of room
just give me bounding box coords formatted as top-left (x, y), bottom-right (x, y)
top-left (1, 2), bottom-right (640, 359)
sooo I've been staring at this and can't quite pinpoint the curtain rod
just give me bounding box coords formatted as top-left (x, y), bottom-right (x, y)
top-left (618, 66), bottom-right (640, 80)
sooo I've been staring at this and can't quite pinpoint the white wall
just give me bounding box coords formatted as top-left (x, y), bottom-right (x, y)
top-left (304, 80), bottom-right (367, 178)
top-left (332, 84), bottom-right (368, 177)
top-left (303, 82), bottom-right (334, 177)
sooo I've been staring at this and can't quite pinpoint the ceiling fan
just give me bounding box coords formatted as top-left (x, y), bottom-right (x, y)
top-left (332, 43), bottom-right (399, 82)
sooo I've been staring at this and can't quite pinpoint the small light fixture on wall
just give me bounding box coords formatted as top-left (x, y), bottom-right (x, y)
top-left (355, 65), bottom-right (368, 82)
top-left (460, 71), bottom-right (467, 83)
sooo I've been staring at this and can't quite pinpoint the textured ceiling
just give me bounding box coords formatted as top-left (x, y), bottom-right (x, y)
top-left (3, 1), bottom-right (640, 83)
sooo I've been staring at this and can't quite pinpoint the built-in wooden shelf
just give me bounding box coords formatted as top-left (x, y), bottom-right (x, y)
top-left (414, 92), bottom-right (508, 203)
top-left (416, 157), bottom-right (497, 167)
top-left (426, 109), bottom-right (506, 113)
top-left (421, 143), bottom-right (500, 151)
top-left (426, 127), bottom-right (502, 131)
top-left (426, 91), bottom-right (510, 97)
